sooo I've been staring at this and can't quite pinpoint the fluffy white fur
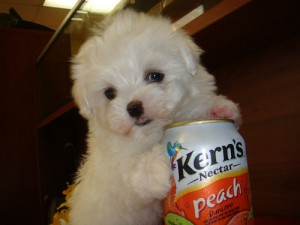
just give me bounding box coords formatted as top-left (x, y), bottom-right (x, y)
top-left (68, 10), bottom-right (241, 225)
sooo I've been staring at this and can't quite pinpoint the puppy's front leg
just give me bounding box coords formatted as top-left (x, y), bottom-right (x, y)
top-left (130, 144), bottom-right (171, 202)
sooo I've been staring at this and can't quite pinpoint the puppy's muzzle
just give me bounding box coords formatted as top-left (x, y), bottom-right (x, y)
top-left (127, 100), bottom-right (144, 118)
top-left (127, 101), bottom-right (153, 126)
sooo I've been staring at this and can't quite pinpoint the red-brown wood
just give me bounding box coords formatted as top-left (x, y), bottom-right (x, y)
top-left (36, 33), bottom-right (73, 120)
top-left (182, 0), bottom-right (251, 35)
top-left (213, 34), bottom-right (300, 217)
top-left (37, 100), bottom-right (75, 129)
top-left (0, 27), bottom-right (52, 225)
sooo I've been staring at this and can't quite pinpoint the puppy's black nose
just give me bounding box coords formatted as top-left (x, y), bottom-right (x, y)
top-left (127, 100), bottom-right (144, 118)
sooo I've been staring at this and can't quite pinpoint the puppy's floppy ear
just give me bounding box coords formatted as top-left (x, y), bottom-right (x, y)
top-left (177, 32), bottom-right (202, 76)
top-left (71, 16), bottom-right (112, 119)
top-left (71, 80), bottom-right (91, 119)
top-left (71, 38), bottom-right (99, 119)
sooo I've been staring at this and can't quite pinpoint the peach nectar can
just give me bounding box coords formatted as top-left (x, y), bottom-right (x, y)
top-left (162, 119), bottom-right (254, 225)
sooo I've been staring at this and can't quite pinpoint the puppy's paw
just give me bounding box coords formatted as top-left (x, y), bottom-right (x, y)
top-left (131, 145), bottom-right (171, 202)
top-left (210, 95), bottom-right (241, 127)
top-left (210, 105), bottom-right (236, 119)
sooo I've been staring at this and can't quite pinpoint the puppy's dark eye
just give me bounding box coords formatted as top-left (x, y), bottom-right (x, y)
top-left (145, 72), bottom-right (165, 83)
top-left (104, 87), bottom-right (116, 100)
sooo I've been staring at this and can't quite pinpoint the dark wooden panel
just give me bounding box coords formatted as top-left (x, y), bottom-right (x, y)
top-left (243, 115), bottom-right (300, 216)
top-left (38, 108), bottom-right (87, 223)
top-left (193, 0), bottom-right (300, 72)
top-left (36, 33), bottom-right (72, 120)
top-left (0, 28), bottom-right (52, 225)
top-left (212, 34), bottom-right (300, 217)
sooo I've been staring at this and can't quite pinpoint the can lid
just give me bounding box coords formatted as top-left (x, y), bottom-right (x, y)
top-left (164, 119), bottom-right (233, 129)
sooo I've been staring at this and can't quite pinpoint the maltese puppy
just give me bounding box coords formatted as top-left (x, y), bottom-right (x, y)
top-left (68, 9), bottom-right (240, 225)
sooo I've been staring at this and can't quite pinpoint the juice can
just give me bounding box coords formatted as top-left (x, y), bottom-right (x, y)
top-left (162, 119), bottom-right (254, 225)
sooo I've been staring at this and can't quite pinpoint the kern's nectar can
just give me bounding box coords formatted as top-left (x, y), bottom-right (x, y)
top-left (162, 119), bottom-right (254, 225)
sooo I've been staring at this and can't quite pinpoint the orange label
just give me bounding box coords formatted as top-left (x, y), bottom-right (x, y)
top-left (164, 173), bottom-right (254, 225)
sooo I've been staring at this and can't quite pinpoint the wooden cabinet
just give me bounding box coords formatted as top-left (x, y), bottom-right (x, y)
top-left (0, 27), bottom-right (52, 225)
top-left (36, 33), bottom-right (73, 121)
top-left (36, 28), bottom-right (88, 224)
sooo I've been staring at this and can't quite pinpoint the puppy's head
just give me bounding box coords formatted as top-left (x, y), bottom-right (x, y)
top-left (71, 10), bottom-right (204, 140)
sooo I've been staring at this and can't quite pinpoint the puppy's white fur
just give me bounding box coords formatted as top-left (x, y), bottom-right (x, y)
top-left (69, 10), bottom-right (240, 225)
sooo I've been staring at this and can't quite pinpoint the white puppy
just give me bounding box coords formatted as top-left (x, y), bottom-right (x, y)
top-left (68, 10), bottom-right (240, 225)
